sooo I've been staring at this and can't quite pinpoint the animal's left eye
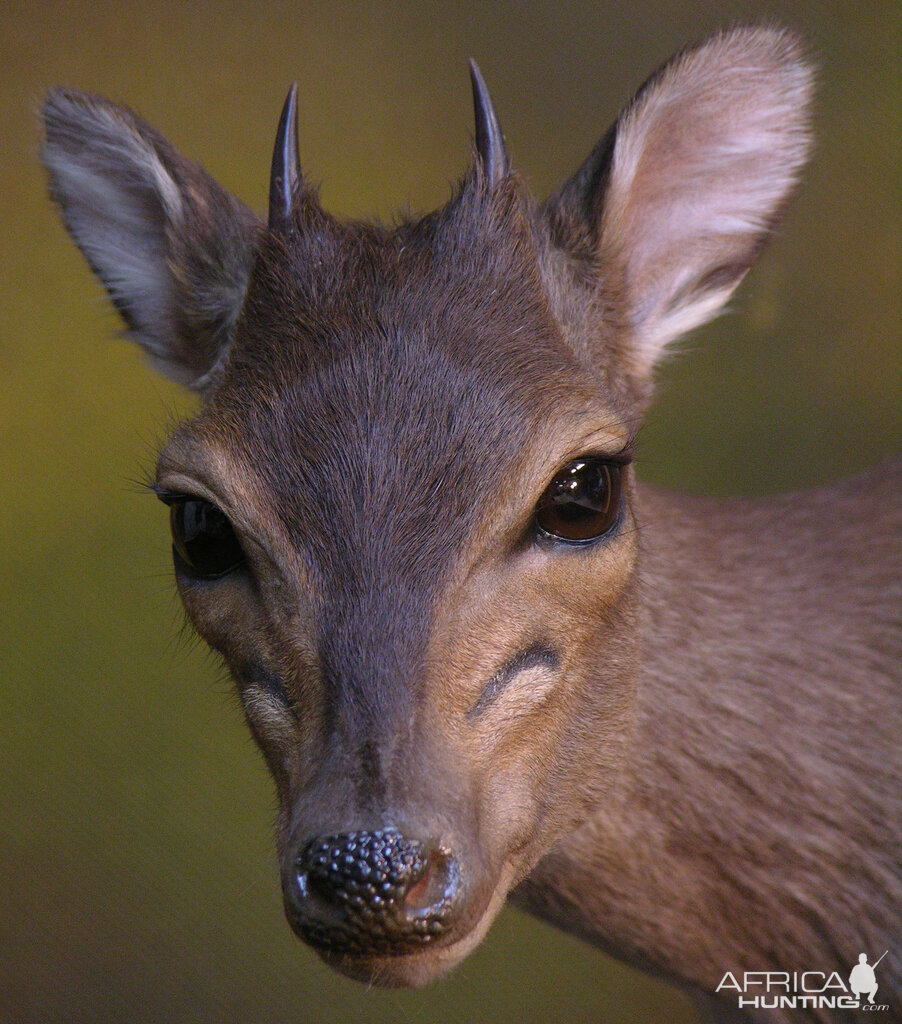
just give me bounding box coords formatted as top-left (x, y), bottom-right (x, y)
top-left (534, 457), bottom-right (624, 543)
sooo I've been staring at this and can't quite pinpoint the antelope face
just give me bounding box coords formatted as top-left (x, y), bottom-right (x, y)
top-left (153, 192), bottom-right (641, 983)
top-left (43, 26), bottom-right (811, 986)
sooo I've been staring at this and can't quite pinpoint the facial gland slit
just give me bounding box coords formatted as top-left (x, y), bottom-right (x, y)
top-left (468, 643), bottom-right (560, 718)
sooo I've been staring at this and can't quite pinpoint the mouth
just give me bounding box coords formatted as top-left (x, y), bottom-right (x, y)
top-left (307, 876), bottom-right (514, 988)
top-left (283, 848), bottom-right (517, 988)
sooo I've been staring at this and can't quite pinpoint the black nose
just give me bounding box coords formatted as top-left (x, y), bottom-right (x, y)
top-left (285, 828), bottom-right (459, 954)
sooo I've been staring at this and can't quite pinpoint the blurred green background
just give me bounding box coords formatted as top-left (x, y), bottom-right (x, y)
top-left (1, 2), bottom-right (898, 1022)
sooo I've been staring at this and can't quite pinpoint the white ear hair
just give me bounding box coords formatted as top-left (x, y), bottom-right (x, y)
top-left (600, 27), bottom-right (813, 373)
top-left (43, 89), bottom-right (260, 389)
top-left (544, 27), bottom-right (813, 382)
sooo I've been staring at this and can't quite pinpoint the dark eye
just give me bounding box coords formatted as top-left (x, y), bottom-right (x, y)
top-left (535, 457), bottom-right (624, 543)
top-left (169, 498), bottom-right (245, 578)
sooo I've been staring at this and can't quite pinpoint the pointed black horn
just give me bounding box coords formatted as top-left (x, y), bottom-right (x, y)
top-left (269, 82), bottom-right (301, 231)
top-left (468, 59), bottom-right (509, 187)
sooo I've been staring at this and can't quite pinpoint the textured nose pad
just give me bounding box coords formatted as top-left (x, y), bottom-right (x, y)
top-left (289, 828), bottom-right (458, 954)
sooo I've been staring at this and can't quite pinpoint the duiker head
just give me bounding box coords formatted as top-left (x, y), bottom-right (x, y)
top-left (43, 27), bottom-right (811, 985)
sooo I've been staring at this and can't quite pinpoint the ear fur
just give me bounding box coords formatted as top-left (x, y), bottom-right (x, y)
top-left (544, 26), bottom-right (814, 380)
top-left (42, 89), bottom-right (261, 389)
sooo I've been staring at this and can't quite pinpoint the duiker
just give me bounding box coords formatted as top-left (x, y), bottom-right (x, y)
top-left (43, 26), bottom-right (899, 1023)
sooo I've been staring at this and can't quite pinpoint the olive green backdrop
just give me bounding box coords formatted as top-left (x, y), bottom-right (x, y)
top-left (2, 2), bottom-right (898, 1022)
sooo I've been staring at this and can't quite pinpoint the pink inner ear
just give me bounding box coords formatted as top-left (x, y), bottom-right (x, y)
top-left (596, 27), bottom-right (813, 373)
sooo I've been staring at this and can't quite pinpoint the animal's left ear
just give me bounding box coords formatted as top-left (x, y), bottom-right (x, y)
top-left (543, 27), bottom-right (813, 381)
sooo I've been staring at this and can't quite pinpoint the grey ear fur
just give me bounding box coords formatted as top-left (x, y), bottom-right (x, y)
top-left (543, 26), bottom-right (814, 379)
top-left (42, 88), bottom-right (261, 390)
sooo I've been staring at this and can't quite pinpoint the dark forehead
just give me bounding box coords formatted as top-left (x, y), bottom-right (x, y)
top-left (202, 179), bottom-right (594, 574)
top-left (228, 176), bottom-right (573, 383)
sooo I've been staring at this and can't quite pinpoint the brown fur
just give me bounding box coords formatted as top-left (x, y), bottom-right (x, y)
top-left (42, 26), bottom-right (900, 1023)
top-left (516, 466), bottom-right (902, 1022)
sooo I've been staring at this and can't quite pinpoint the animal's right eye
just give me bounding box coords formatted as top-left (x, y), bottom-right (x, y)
top-left (168, 498), bottom-right (245, 579)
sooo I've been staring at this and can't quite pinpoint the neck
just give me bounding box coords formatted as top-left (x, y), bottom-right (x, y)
top-left (513, 466), bottom-right (900, 1016)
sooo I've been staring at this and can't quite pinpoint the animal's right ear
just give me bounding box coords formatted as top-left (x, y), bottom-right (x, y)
top-left (42, 89), bottom-right (262, 390)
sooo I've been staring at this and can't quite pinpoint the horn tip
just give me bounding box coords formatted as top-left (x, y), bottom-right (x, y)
top-left (270, 80), bottom-right (302, 231)
top-left (467, 59), bottom-right (489, 102)
top-left (467, 58), bottom-right (509, 186)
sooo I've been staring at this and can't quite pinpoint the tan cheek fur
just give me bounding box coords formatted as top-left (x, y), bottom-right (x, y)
top-left (420, 503), bottom-right (640, 871)
top-left (430, 501), bottom-right (638, 719)
top-left (175, 564), bottom-right (326, 792)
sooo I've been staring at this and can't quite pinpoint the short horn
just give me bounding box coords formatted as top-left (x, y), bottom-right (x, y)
top-left (468, 59), bottom-right (509, 187)
top-left (269, 82), bottom-right (301, 231)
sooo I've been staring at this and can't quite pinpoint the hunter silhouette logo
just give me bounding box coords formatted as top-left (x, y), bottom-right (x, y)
top-left (850, 951), bottom-right (888, 1006)
top-left (715, 951), bottom-right (891, 1012)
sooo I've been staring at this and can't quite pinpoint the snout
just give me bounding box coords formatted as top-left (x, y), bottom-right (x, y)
top-left (283, 828), bottom-right (461, 957)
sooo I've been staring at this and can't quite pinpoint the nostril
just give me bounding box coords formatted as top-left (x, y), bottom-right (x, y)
top-left (403, 848), bottom-right (456, 915)
top-left (289, 828), bottom-right (460, 953)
